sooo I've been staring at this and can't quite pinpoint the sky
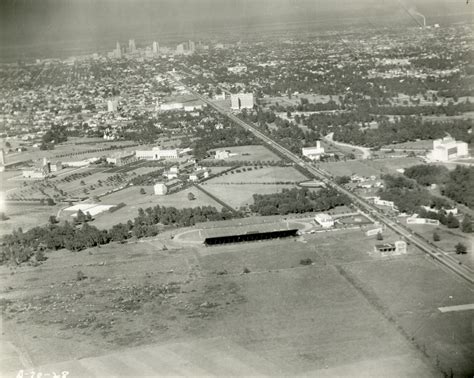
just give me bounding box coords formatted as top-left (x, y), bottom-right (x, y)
top-left (0, 0), bottom-right (471, 57)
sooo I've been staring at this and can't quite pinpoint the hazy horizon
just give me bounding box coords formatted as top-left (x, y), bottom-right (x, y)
top-left (0, 0), bottom-right (472, 61)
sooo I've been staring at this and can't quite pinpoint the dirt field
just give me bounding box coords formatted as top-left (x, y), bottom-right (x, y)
top-left (0, 228), bottom-right (472, 376)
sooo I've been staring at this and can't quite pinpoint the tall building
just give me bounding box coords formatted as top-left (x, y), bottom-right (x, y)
top-left (0, 148), bottom-right (5, 172)
top-left (230, 93), bottom-right (254, 110)
top-left (107, 99), bottom-right (119, 112)
top-left (152, 41), bottom-right (159, 54)
top-left (128, 39), bottom-right (136, 53)
top-left (189, 40), bottom-right (196, 53)
top-left (114, 42), bottom-right (122, 59)
top-left (176, 43), bottom-right (185, 55)
top-left (428, 137), bottom-right (469, 162)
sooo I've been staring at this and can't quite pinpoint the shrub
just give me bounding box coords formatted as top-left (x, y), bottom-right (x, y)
top-left (455, 243), bottom-right (467, 255)
top-left (300, 258), bottom-right (312, 266)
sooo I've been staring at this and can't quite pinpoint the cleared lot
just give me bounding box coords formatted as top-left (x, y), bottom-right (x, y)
top-left (0, 228), bottom-right (471, 376)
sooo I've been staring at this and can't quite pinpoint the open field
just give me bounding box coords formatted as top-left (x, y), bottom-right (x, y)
top-left (383, 140), bottom-right (434, 151)
top-left (405, 223), bottom-right (474, 270)
top-left (207, 145), bottom-right (281, 162)
top-left (423, 112), bottom-right (474, 122)
top-left (364, 157), bottom-right (425, 174)
top-left (206, 166), bottom-right (306, 184)
top-left (200, 166), bottom-right (306, 209)
top-left (344, 257), bottom-right (474, 375)
top-left (318, 160), bottom-right (381, 178)
top-left (90, 186), bottom-right (223, 229)
top-left (202, 183), bottom-right (297, 209)
top-left (0, 202), bottom-right (62, 236)
top-left (5, 138), bottom-right (138, 166)
top-left (2, 226), bottom-right (472, 376)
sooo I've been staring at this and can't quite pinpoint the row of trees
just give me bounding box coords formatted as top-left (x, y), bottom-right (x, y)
top-left (0, 205), bottom-right (242, 265)
top-left (250, 187), bottom-right (350, 216)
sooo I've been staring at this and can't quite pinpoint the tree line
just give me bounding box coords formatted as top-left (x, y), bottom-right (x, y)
top-left (0, 205), bottom-right (242, 265)
top-left (250, 187), bottom-right (350, 216)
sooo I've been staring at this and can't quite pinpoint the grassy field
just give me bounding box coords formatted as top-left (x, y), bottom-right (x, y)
top-left (91, 186), bottom-right (223, 229)
top-left (0, 202), bottom-right (62, 236)
top-left (319, 160), bottom-right (381, 178)
top-left (202, 183), bottom-right (296, 209)
top-left (207, 145), bottom-right (281, 162)
top-left (200, 166), bottom-right (306, 209)
top-left (3, 226), bottom-right (471, 375)
top-left (345, 257), bottom-right (474, 375)
top-left (405, 223), bottom-right (474, 269)
top-left (207, 166), bottom-right (306, 184)
top-left (382, 140), bottom-right (433, 150)
top-left (364, 157), bottom-right (425, 174)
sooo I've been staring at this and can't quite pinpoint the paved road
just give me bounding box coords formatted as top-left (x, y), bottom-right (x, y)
top-left (170, 72), bottom-right (473, 285)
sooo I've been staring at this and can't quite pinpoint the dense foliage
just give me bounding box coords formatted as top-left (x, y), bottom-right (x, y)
top-left (404, 165), bottom-right (450, 186)
top-left (250, 187), bottom-right (350, 216)
top-left (379, 174), bottom-right (452, 214)
top-left (0, 205), bottom-right (242, 265)
top-left (442, 166), bottom-right (474, 209)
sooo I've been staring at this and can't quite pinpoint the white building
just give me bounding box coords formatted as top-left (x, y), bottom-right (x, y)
top-left (136, 147), bottom-right (179, 160)
top-left (184, 104), bottom-right (203, 112)
top-left (374, 198), bottom-right (397, 210)
top-left (214, 93), bottom-right (226, 101)
top-left (154, 182), bottom-right (168, 195)
top-left (230, 93), bottom-right (254, 110)
top-left (228, 65), bottom-right (247, 74)
top-left (22, 169), bottom-right (47, 179)
top-left (407, 217), bottom-right (440, 226)
top-left (366, 227), bottom-right (384, 237)
top-left (215, 150), bottom-right (230, 160)
top-left (106, 152), bottom-right (135, 166)
top-left (302, 141), bottom-right (325, 161)
top-left (160, 102), bottom-right (183, 111)
top-left (50, 161), bottom-right (63, 172)
top-left (107, 99), bottom-right (119, 112)
top-left (189, 168), bottom-right (209, 182)
top-left (428, 137), bottom-right (469, 162)
top-left (314, 213), bottom-right (334, 228)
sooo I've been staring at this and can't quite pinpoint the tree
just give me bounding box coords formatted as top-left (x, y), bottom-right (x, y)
top-left (376, 232), bottom-right (383, 240)
top-left (455, 243), bottom-right (467, 255)
top-left (461, 215), bottom-right (472, 233)
top-left (76, 209), bottom-right (86, 224)
top-left (446, 213), bottom-right (459, 229)
top-left (187, 192), bottom-right (196, 201)
top-left (433, 232), bottom-right (440, 242)
top-left (140, 188), bottom-right (146, 195)
top-left (335, 175), bottom-right (351, 185)
top-left (49, 215), bottom-right (58, 224)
